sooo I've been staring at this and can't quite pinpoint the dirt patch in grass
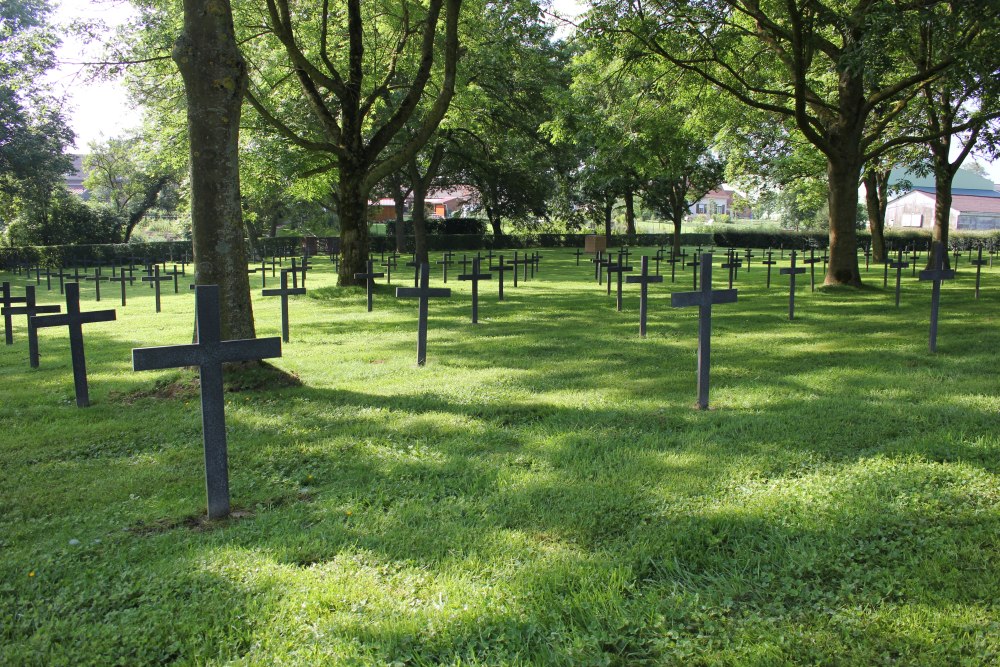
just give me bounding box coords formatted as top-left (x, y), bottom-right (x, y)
top-left (113, 361), bottom-right (301, 404)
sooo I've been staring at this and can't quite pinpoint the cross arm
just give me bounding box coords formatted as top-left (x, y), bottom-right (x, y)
top-left (33, 310), bottom-right (116, 328)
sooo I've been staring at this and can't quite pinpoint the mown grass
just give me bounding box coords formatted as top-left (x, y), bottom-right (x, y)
top-left (1, 248), bottom-right (998, 666)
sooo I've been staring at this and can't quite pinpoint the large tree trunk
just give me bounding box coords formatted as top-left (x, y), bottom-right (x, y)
top-left (931, 164), bottom-right (954, 269)
top-left (624, 188), bottom-right (636, 236)
top-left (123, 176), bottom-right (170, 242)
top-left (671, 212), bottom-right (683, 259)
top-left (173, 0), bottom-right (255, 339)
top-left (337, 166), bottom-right (369, 286)
top-left (863, 168), bottom-right (889, 263)
top-left (411, 181), bottom-right (430, 265)
top-left (825, 155), bottom-right (863, 287)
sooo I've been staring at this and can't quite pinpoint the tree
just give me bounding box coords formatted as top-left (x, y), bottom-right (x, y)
top-left (242, 0), bottom-right (463, 286)
top-left (173, 0), bottom-right (255, 339)
top-left (587, 0), bottom-right (989, 286)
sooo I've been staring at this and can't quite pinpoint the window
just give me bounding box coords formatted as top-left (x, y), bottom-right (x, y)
top-left (901, 213), bottom-right (923, 227)
top-left (696, 203), bottom-right (707, 214)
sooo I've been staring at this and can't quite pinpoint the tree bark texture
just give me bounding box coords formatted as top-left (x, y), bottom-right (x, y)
top-left (173, 0), bottom-right (255, 339)
top-left (863, 168), bottom-right (889, 263)
top-left (625, 188), bottom-right (636, 236)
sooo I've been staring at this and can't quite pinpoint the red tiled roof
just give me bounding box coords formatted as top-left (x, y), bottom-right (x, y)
top-left (950, 195), bottom-right (1000, 214)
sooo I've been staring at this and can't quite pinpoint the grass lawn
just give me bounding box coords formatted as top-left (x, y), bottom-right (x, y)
top-left (1, 248), bottom-right (998, 666)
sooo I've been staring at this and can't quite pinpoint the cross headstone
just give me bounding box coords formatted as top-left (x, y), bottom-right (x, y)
top-left (142, 265), bottom-right (172, 312)
top-left (971, 246), bottom-right (987, 299)
top-left (761, 249), bottom-right (777, 288)
top-left (780, 251), bottom-right (807, 320)
top-left (802, 248), bottom-right (820, 291)
top-left (84, 267), bottom-right (103, 302)
top-left (910, 245), bottom-right (920, 277)
top-left (380, 255), bottom-right (397, 284)
top-left (670, 255), bottom-right (738, 410)
top-left (353, 259), bottom-right (384, 312)
top-left (888, 249), bottom-right (909, 308)
top-left (863, 244), bottom-right (871, 271)
top-left (574, 247), bottom-right (585, 266)
top-left (248, 262), bottom-right (268, 288)
top-left (1, 285), bottom-right (60, 367)
top-left (484, 248), bottom-right (495, 270)
top-left (458, 257), bottom-right (492, 324)
top-left (458, 254), bottom-right (471, 275)
top-left (592, 251), bottom-right (609, 284)
top-left (104, 271), bottom-right (135, 306)
top-left (404, 255), bottom-right (420, 287)
top-left (952, 249), bottom-right (961, 272)
top-left (490, 255), bottom-right (513, 301)
top-left (32, 283), bottom-right (116, 407)
top-left (1, 282), bottom-right (27, 345)
top-left (625, 256), bottom-right (663, 337)
top-left (437, 253), bottom-right (455, 283)
top-left (395, 263), bottom-right (450, 366)
top-left (721, 250), bottom-right (742, 290)
top-left (918, 242), bottom-right (956, 353)
top-left (687, 253), bottom-right (701, 290)
top-left (133, 285), bottom-right (281, 518)
top-left (606, 252), bottom-right (634, 311)
top-left (743, 248), bottom-right (754, 273)
top-left (262, 269), bottom-right (306, 342)
top-left (40, 267), bottom-right (56, 291)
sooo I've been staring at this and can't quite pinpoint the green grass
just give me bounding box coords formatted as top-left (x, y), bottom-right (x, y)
top-left (1, 249), bottom-right (999, 665)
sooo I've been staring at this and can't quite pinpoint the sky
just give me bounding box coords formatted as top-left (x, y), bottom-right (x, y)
top-left (49, 0), bottom-right (999, 184)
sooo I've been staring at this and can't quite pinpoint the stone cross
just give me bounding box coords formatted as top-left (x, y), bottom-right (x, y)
top-left (458, 254), bottom-right (471, 275)
top-left (606, 252), bottom-right (633, 311)
top-left (262, 269), bottom-right (306, 342)
top-left (57, 268), bottom-right (75, 295)
top-left (437, 253), bottom-right (455, 283)
top-left (666, 250), bottom-right (680, 283)
top-left (971, 246), bottom-right (987, 299)
top-left (405, 255), bottom-right (420, 287)
top-left (591, 250), bottom-right (605, 282)
top-left (380, 255), bottom-right (397, 284)
top-left (863, 244), bottom-right (871, 271)
top-left (670, 255), bottom-right (738, 410)
top-left (395, 263), bottom-right (451, 366)
top-left (104, 271), bottom-right (135, 306)
top-left (619, 246), bottom-right (632, 264)
top-left (1, 285), bottom-right (60, 367)
top-left (288, 257), bottom-right (309, 289)
top-left (743, 248), bottom-right (754, 273)
top-left (142, 264), bottom-right (172, 312)
top-left (1, 281), bottom-right (27, 345)
top-left (32, 283), bottom-right (116, 407)
top-left (484, 248), bottom-right (495, 270)
top-left (133, 285), bottom-right (282, 519)
top-left (761, 249), bottom-right (777, 288)
top-left (910, 246), bottom-right (920, 277)
top-left (802, 248), bottom-right (820, 291)
top-left (490, 255), bottom-right (513, 301)
top-left (687, 252), bottom-right (701, 290)
top-left (512, 251), bottom-right (523, 287)
top-left (888, 249), bottom-right (909, 308)
top-left (626, 256), bottom-right (663, 337)
top-left (458, 257), bottom-right (493, 324)
top-left (84, 267), bottom-right (103, 302)
top-left (952, 249), bottom-right (961, 272)
top-left (353, 259), bottom-right (384, 312)
top-left (918, 242), bottom-right (956, 353)
top-left (574, 247), bottom-right (585, 265)
top-left (248, 262), bottom-right (268, 288)
top-left (41, 267), bottom-right (55, 291)
top-left (780, 251), bottom-right (807, 320)
top-left (721, 250), bottom-right (742, 289)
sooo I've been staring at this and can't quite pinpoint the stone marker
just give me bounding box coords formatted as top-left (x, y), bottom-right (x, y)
top-left (262, 269), bottom-right (306, 342)
top-left (248, 262), bottom-right (268, 288)
top-left (971, 246), bottom-right (987, 299)
top-left (721, 250), bottom-right (742, 289)
top-left (802, 248), bottom-right (820, 292)
top-left (438, 252), bottom-right (455, 283)
top-left (591, 250), bottom-right (605, 282)
top-left (458, 257), bottom-right (493, 324)
top-left (687, 252), bottom-right (701, 290)
top-left (381, 255), bottom-right (396, 284)
top-left (606, 252), bottom-right (634, 311)
top-left (490, 255), bottom-right (513, 301)
top-left (626, 256), bottom-right (663, 337)
top-left (395, 262), bottom-right (450, 366)
top-left (761, 249), bottom-right (777, 288)
top-left (458, 254), bottom-right (471, 275)
top-left (404, 255), bottom-right (420, 287)
top-left (32, 283), bottom-right (116, 407)
top-left (889, 249), bottom-right (909, 308)
top-left (918, 242), bottom-right (956, 353)
top-left (1, 285), bottom-right (60, 367)
top-left (574, 247), bottom-right (585, 265)
top-left (84, 267), bottom-right (103, 302)
top-left (671, 255), bottom-right (737, 410)
top-left (1, 282), bottom-right (27, 345)
top-left (142, 265), bottom-right (172, 312)
top-left (952, 249), bottom-right (961, 272)
top-left (133, 285), bottom-right (282, 519)
top-left (743, 248), bottom-right (754, 273)
top-left (780, 251), bottom-right (807, 320)
top-left (353, 259), bottom-right (385, 312)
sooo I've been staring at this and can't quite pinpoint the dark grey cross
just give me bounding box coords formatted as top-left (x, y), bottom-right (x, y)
top-left (574, 247), bottom-right (585, 265)
top-left (32, 283), bottom-right (116, 407)
top-left (626, 256), bottom-right (663, 337)
top-left (889, 249), bottom-right (909, 308)
top-left (248, 262), bottom-right (268, 288)
top-left (1, 282), bottom-right (27, 345)
top-left (56, 268), bottom-right (76, 295)
top-left (918, 242), bottom-right (956, 353)
top-left (437, 253), bottom-right (455, 283)
top-left (490, 255), bottom-right (513, 300)
top-left (863, 244), bottom-right (871, 271)
top-left (353, 259), bottom-right (384, 312)
top-left (84, 267), bottom-right (103, 302)
top-left (288, 257), bottom-right (309, 289)
top-left (531, 251), bottom-right (540, 278)
top-left (802, 248), bottom-right (820, 291)
top-left (380, 255), bottom-right (397, 284)
top-left (512, 251), bottom-right (522, 287)
top-left (667, 250), bottom-right (681, 283)
top-left (142, 264), bottom-right (172, 312)
top-left (484, 248), bottom-right (495, 270)
top-left (262, 269), bottom-right (306, 342)
top-left (133, 285), bottom-right (281, 519)
top-left (458, 257), bottom-right (492, 324)
top-left (514, 251), bottom-right (532, 284)
top-left (458, 254), bottom-right (472, 275)
top-left (910, 246), bottom-right (920, 277)
top-left (671, 255), bottom-right (738, 410)
top-left (1, 285), bottom-right (60, 367)
top-left (952, 249), bottom-right (961, 272)
top-left (104, 271), bottom-right (135, 306)
top-left (883, 250), bottom-right (891, 288)
top-left (606, 252), bottom-right (633, 310)
top-left (971, 246), bottom-right (987, 299)
top-left (761, 249), bottom-right (777, 288)
top-left (619, 246), bottom-right (632, 264)
top-left (40, 267), bottom-right (56, 291)
top-left (395, 263), bottom-right (450, 366)
top-left (822, 248), bottom-right (829, 275)
top-left (743, 248), bottom-right (754, 273)
top-left (721, 251), bottom-right (742, 289)
top-left (404, 255), bottom-right (420, 287)
top-left (592, 251), bottom-right (608, 284)
top-left (780, 251), bottom-right (807, 320)
top-left (687, 253), bottom-right (701, 290)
